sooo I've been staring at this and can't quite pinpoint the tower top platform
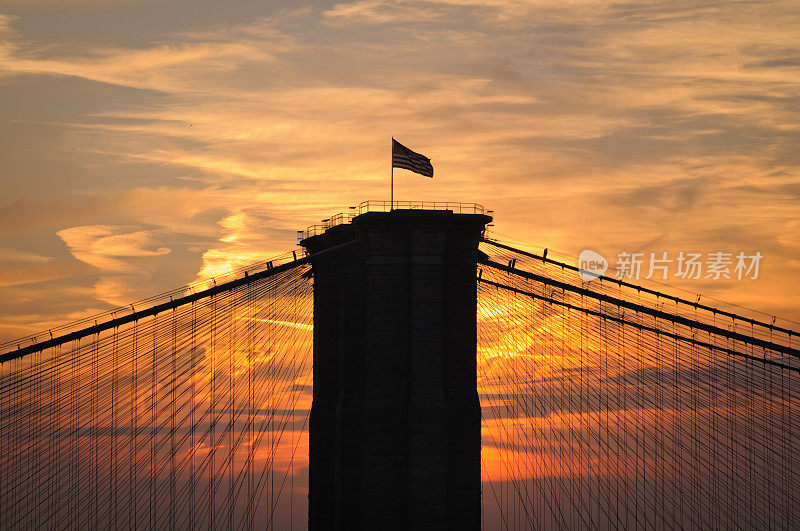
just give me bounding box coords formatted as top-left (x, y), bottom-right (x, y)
top-left (297, 200), bottom-right (491, 243)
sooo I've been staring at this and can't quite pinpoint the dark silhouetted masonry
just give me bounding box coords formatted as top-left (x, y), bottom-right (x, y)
top-left (301, 208), bottom-right (491, 530)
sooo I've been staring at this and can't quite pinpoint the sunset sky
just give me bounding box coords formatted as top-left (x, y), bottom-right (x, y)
top-left (1, 0), bottom-right (799, 342)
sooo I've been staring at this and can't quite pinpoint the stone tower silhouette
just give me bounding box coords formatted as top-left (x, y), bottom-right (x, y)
top-left (301, 207), bottom-right (490, 530)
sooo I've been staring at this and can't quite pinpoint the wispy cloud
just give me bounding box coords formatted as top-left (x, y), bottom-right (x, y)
top-left (324, 0), bottom-right (447, 26)
top-left (0, 247), bottom-right (53, 263)
top-left (56, 225), bottom-right (171, 272)
top-left (195, 210), bottom-right (292, 280)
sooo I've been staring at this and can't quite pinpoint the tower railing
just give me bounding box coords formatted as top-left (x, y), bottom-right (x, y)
top-left (297, 200), bottom-right (488, 241)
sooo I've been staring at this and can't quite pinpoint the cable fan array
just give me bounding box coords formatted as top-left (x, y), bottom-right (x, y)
top-left (477, 240), bottom-right (799, 530)
top-left (0, 264), bottom-right (313, 530)
top-left (1, 234), bottom-right (798, 530)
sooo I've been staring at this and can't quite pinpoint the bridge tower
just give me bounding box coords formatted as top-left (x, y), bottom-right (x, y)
top-left (300, 207), bottom-right (491, 530)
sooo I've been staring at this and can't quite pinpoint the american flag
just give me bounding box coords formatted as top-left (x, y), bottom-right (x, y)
top-left (392, 138), bottom-right (433, 178)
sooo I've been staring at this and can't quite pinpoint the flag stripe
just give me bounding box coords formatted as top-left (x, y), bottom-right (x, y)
top-left (392, 154), bottom-right (429, 165)
top-left (393, 162), bottom-right (430, 173)
top-left (392, 155), bottom-right (431, 169)
top-left (393, 165), bottom-right (433, 177)
top-left (392, 153), bottom-right (431, 167)
top-left (393, 161), bottom-right (433, 177)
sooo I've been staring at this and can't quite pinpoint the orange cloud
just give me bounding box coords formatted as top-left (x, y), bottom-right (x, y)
top-left (57, 225), bottom-right (171, 272)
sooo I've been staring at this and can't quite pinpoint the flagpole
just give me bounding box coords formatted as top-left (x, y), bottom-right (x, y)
top-left (390, 139), bottom-right (394, 211)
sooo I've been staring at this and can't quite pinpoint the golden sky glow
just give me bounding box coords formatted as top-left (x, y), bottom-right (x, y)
top-left (1, 0), bottom-right (799, 341)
